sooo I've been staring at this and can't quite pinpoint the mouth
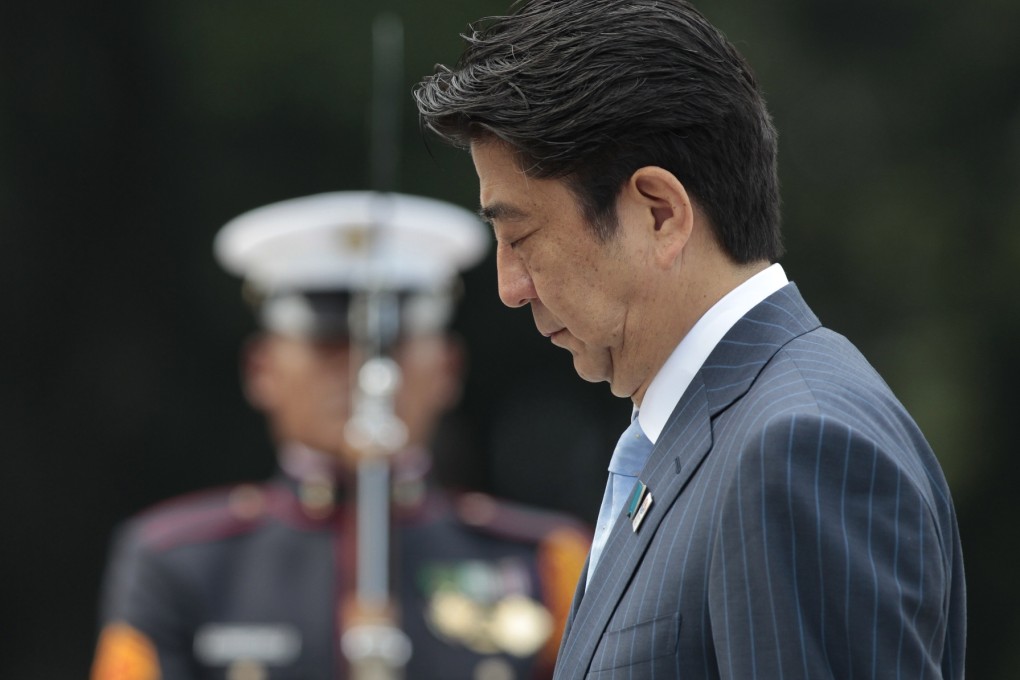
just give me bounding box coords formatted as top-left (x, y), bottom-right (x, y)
top-left (547, 329), bottom-right (573, 349)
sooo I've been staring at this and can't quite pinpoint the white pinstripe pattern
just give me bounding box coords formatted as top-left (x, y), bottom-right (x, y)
top-left (553, 285), bottom-right (965, 679)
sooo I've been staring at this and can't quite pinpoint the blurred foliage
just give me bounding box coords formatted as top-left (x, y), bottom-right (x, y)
top-left (2, 0), bottom-right (1018, 677)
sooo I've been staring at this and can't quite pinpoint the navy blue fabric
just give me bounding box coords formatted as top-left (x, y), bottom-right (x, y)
top-left (554, 284), bottom-right (966, 679)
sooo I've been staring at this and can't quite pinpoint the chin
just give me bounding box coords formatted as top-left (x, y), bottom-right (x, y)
top-left (571, 357), bottom-right (611, 386)
top-left (607, 380), bottom-right (635, 399)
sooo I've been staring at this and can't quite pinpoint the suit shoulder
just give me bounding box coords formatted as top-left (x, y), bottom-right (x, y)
top-left (127, 482), bottom-right (274, 552)
top-left (780, 326), bottom-right (882, 381)
top-left (452, 491), bottom-right (592, 547)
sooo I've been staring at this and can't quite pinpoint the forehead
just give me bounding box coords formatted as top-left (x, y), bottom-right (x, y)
top-left (470, 140), bottom-right (525, 192)
top-left (470, 141), bottom-right (581, 221)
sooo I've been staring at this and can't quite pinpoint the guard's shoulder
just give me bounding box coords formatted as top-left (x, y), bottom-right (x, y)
top-left (129, 482), bottom-right (273, 552)
top-left (452, 491), bottom-right (592, 547)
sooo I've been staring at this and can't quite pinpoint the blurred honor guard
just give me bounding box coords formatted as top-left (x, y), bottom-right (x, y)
top-left (91, 191), bottom-right (591, 680)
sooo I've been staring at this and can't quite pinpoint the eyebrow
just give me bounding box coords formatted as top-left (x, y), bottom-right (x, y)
top-left (477, 202), bottom-right (528, 224)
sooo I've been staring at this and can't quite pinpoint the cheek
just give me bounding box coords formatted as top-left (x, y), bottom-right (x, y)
top-left (393, 350), bottom-right (440, 402)
top-left (548, 260), bottom-right (600, 310)
top-left (526, 250), bottom-right (578, 301)
top-left (291, 356), bottom-right (352, 413)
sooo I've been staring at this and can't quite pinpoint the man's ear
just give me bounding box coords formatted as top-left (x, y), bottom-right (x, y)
top-left (240, 333), bottom-right (274, 412)
top-left (623, 166), bottom-right (695, 267)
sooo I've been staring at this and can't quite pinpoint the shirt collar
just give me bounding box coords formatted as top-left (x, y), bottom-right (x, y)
top-left (637, 263), bottom-right (789, 443)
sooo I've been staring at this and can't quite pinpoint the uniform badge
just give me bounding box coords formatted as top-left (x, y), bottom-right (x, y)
top-left (339, 223), bottom-right (373, 252)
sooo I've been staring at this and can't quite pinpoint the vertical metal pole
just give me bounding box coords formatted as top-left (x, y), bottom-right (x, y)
top-left (340, 13), bottom-right (411, 680)
top-left (356, 458), bottom-right (391, 605)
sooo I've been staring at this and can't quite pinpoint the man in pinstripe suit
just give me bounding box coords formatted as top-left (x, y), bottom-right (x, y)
top-left (415, 0), bottom-right (966, 677)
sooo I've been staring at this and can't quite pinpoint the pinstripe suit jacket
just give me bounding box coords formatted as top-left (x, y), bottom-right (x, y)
top-left (554, 284), bottom-right (965, 679)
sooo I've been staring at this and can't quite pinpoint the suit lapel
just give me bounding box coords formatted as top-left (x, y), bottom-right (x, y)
top-left (553, 284), bottom-right (821, 679)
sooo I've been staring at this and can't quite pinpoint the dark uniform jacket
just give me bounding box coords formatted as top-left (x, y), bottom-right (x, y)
top-left (93, 450), bottom-right (590, 680)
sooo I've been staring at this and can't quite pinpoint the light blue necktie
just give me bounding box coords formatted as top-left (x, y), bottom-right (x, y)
top-left (587, 414), bottom-right (654, 586)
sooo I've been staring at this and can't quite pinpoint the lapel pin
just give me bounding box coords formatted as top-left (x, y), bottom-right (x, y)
top-left (626, 481), bottom-right (647, 519)
top-left (627, 481), bottom-right (653, 532)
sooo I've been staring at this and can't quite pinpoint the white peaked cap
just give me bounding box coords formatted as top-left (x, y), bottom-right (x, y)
top-left (214, 191), bottom-right (489, 294)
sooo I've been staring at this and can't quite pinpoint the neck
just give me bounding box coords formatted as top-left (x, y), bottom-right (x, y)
top-left (628, 258), bottom-right (770, 407)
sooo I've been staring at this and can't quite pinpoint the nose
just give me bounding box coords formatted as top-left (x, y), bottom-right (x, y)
top-left (496, 242), bottom-right (537, 308)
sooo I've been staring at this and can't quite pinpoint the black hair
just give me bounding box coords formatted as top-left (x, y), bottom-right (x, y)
top-left (414, 0), bottom-right (783, 262)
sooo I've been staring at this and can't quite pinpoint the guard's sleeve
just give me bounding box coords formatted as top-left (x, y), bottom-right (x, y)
top-left (710, 414), bottom-right (956, 679)
top-left (91, 522), bottom-right (194, 680)
top-left (91, 622), bottom-right (159, 680)
top-left (536, 525), bottom-right (591, 674)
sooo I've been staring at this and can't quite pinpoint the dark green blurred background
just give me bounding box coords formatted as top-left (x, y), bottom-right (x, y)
top-left (2, 0), bottom-right (1018, 677)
